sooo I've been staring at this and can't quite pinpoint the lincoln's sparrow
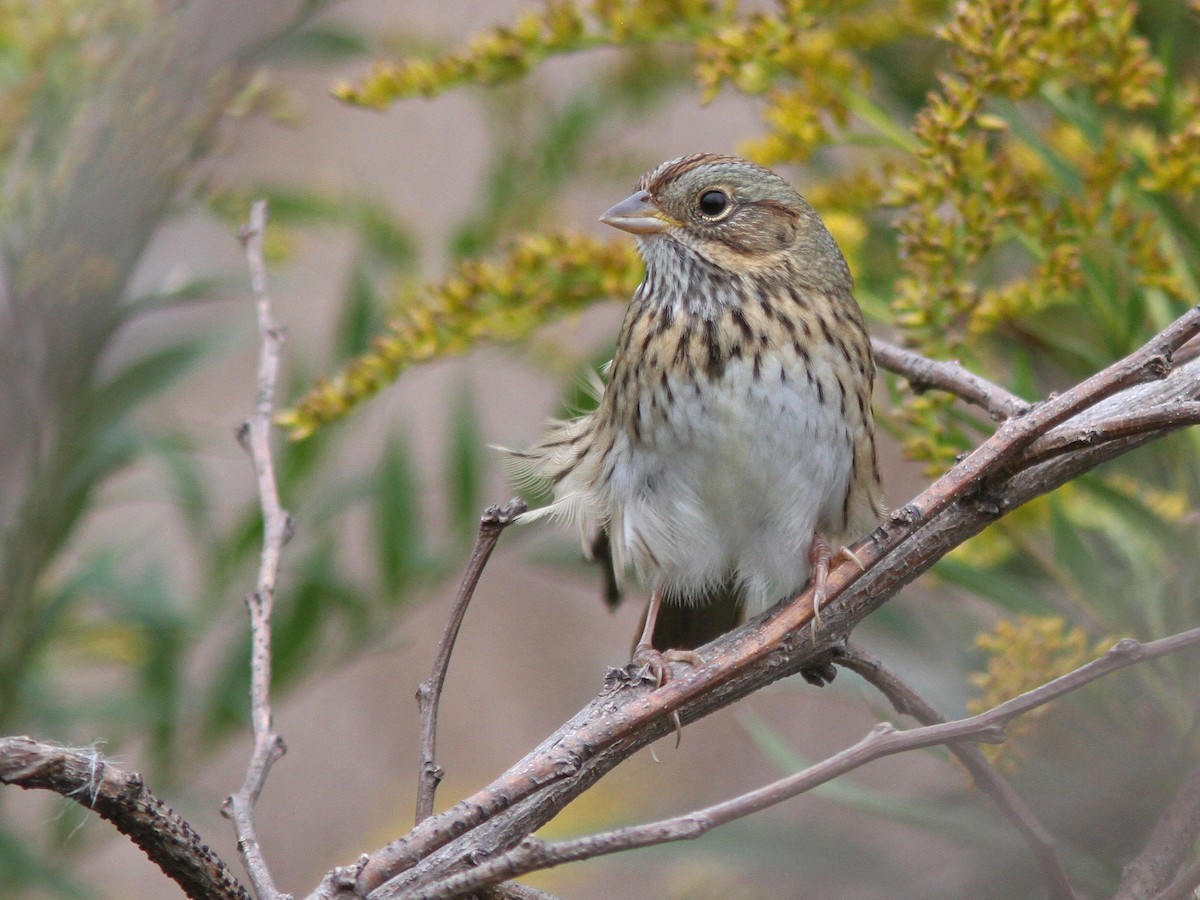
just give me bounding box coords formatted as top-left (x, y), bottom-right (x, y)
top-left (513, 154), bottom-right (884, 670)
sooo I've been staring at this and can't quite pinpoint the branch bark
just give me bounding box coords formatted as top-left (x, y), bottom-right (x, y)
top-left (407, 629), bottom-right (1200, 899)
top-left (835, 642), bottom-right (1078, 900)
top-left (4, 281), bottom-right (1196, 898)
top-left (1116, 757), bottom-right (1200, 899)
top-left (223, 199), bottom-right (291, 900)
top-left (416, 499), bottom-right (527, 824)
top-left (872, 338), bottom-right (1031, 421)
top-left (348, 306), bottom-right (1200, 898)
top-left (0, 737), bottom-right (250, 900)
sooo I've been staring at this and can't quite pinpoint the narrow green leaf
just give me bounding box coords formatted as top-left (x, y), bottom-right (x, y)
top-left (262, 23), bottom-right (371, 63)
top-left (374, 431), bottom-right (425, 599)
top-left (336, 263), bottom-right (383, 363)
top-left (445, 384), bottom-right (484, 543)
top-left (84, 339), bottom-right (210, 426)
top-left (145, 431), bottom-right (210, 544)
top-left (933, 558), bottom-right (1039, 613)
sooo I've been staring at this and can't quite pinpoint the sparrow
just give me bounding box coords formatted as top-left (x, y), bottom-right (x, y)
top-left (512, 153), bottom-right (884, 673)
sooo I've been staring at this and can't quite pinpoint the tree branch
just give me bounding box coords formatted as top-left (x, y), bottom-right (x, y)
top-left (1115, 756), bottom-right (1200, 899)
top-left (871, 338), bottom-right (1031, 421)
top-left (0, 737), bottom-right (250, 900)
top-left (1152, 856), bottom-right (1200, 900)
top-left (416, 499), bottom-right (527, 824)
top-left (406, 629), bottom-right (1200, 899)
top-left (1021, 400), bottom-right (1200, 468)
top-left (835, 642), bottom-right (1078, 900)
top-left (223, 199), bottom-right (291, 900)
top-left (341, 308), bottom-right (1200, 898)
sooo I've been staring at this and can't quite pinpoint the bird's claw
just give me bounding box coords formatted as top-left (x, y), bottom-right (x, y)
top-left (631, 645), bottom-right (703, 688)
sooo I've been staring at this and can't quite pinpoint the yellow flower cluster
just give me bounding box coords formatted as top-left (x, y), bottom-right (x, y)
top-left (279, 233), bottom-right (641, 438)
top-left (0, 0), bottom-right (148, 163)
top-left (333, 0), bottom-right (725, 108)
top-left (1139, 84), bottom-right (1200, 202)
top-left (308, 0), bottom-right (1199, 467)
top-left (878, 0), bottom-right (1195, 464)
top-left (968, 614), bottom-right (1110, 769)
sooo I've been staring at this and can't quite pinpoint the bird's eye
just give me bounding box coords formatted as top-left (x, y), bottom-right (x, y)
top-left (698, 189), bottom-right (729, 218)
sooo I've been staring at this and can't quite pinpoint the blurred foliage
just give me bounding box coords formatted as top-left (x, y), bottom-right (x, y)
top-left (278, 232), bottom-right (642, 438)
top-left (285, 0), bottom-right (1200, 895)
top-left (968, 614), bottom-right (1114, 770)
top-left (0, 2), bottom-right (494, 895)
top-left (3, 0), bottom-right (1200, 898)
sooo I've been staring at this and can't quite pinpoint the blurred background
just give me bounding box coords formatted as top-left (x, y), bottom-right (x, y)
top-left (1, 1), bottom-right (1199, 898)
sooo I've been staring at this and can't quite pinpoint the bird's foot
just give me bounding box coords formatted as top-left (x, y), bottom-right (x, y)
top-left (800, 659), bottom-right (838, 687)
top-left (836, 545), bottom-right (866, 571)
top-left (631, 644), bottom-right (703, 689)
top-left (802, 535), bottom-right (867, 638)
top-left (630, 644), bottom-right (701, 749)
top-left (807, 533), bottom-right (833, 633)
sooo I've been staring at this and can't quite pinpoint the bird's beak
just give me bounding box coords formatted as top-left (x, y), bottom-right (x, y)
top-left (600, 190), bottom-right (675, 235)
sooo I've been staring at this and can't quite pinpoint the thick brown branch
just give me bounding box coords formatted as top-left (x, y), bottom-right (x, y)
top-left (0, 737), bottom-right (249, 900)
top-left (345, 309), bottom-right (1200, 898)
top-left (224, 199), bottom-right (291, 900)
top-left (1115, 757), bottom-right (1200, 899)
top-left (835, 642), bottom-right (1077, 900)
top-left (909, 306), bottom-right (1200, 523)
top-left (1152, 857), bottom-right (1200, 900)
top-left (408, 629), bottom-right (1200, 899)
top-left (872, 338), bottom-right (1031, 421)
top-left (416, 499), bottom-right (527, 824)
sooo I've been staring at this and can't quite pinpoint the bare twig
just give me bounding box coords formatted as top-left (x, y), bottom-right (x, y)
top-left (416, 499), bottom-right (528, 824)
top-left (872, 338), bottom-right (1031, 421)
top-left (1116, 757), bottom-right (1200, 899)
top-left (835, 642), bottom-right (1078, 900)
top-left (1, 737), bottom-right (250, 900)
top-left (1021, 400), bottom-right (1200, 468)
top-left (407, 629), bottom-right (1200, 898)
top-left (348, 310), bottom-right (1200, 897)
top-left (480, 883), bottom-right (560, 900)
top-left (1152, 856), bottom-right (1200, 900)
top-left (223, 200), bottom-right (291, 900)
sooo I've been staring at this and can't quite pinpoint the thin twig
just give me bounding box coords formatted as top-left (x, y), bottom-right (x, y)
top-left (872, 338), bottom-right (1031, 421)
top-left (351, 312), bottom-right (1200, 897)
top-left (480, 883), bottom-right (561, 900)
top-left (1021, 400), bottom-right (1200, 468)
top-left (835, 642), bottom-right (1078, 900)
top-left (416, 499), bottom-right (528, 824)
top-left (408, 628), bottom-right (1200, 899)
top-left (1152, 856), bottom-right (1200, 900)
top-left (1116, 757), bottom-right (1200, 899)
top-left (1, 737), bottom-right (250, 900)
top-left (223, 200), bottom-right (291, 900)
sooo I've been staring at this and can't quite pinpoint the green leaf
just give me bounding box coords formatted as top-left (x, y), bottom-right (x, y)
top-left (336, 263), bottom-right (384, 363)
top-left (0, 828), bottom-right (90, 899)
top-left (737, 708), bottom-right (1020, 846)
top-left (272, 542), bottom-right (356, 685)
top-left (262, 23), bottom-right (371, 63)
top-left (145, 431), bottom-right (210, 544)
top-left (445, 384), bottom-right (484, 543)
top-left (374, 430), bottom-right (426, 599)
top-left (354, 200), bottom-right (417, 269)
top-left (1048, 496), bottom-right (1109, 607)
top-left (84, 338), bottom-right (210, 427)
top-left (932, 558), bottom-right (1039, 613)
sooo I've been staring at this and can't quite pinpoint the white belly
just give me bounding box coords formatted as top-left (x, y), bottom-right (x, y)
top-left (605, 355), bottom-right (852, 616)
